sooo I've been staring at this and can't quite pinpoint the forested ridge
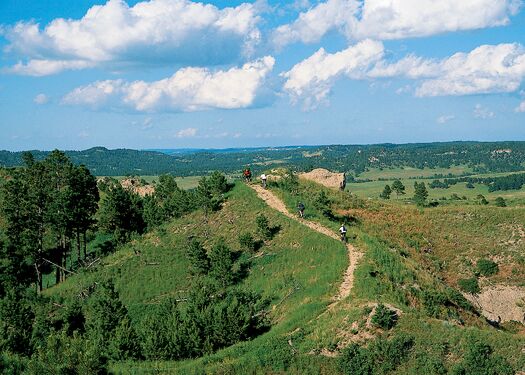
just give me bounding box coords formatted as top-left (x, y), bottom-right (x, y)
top-left (1, 141), bottom-right (525, 177)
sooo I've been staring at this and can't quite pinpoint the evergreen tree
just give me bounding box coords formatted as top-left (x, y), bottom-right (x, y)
top-left (380, 184), bottom-right (392, 199)
top-left (186, 239), bottom-right (210, 276)
top-left (208, 171), bottom-right (229, 196)
top-left (391, 180), bottom-right (406, 198)
top-left (99, 185), bottom-right (145, 243)
top-left (208, 239), bottom-right (234, 288)
top-left (413, 182), bottom-right (429, 207)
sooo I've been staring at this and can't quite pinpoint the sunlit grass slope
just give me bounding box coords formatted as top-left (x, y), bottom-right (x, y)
top-left (47, 183), bottom-right (348, 373)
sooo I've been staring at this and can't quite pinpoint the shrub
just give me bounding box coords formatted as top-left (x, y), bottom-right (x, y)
top-left (494, 197), bottom-right (507, 207)
top-left (371, 303), bottom-right (398, 330)
top-left (186, 239), bottom-right (210, 276)
top-left (256, 215), bottom-right (272, 240)
top-left (476, 259), bottom-right (499, 277)
top-left (238, 233), bottom-right (256, 252)
top-left (338, 334), bottom-right (414, 375)
top-left (280, 169), bottom-right (299, 194)
top-left (451, 340), bottom-right (514, 375)
top-left (208, 239), bottom-right (234, 288)
top-left (458, 278), bottom-right (480, 294)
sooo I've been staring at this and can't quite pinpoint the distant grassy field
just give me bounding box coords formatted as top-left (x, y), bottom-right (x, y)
top-left (347, 179), bottom-right (525, 205)
top-left (357, 165), bottom-right (473, 180)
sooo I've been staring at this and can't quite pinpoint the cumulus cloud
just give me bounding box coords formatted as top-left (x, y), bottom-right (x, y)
top-left (473, 104), bottom-right (495, 119)
top-left (283, 42), bottom-right (525, 105)
top-left (370, 43), bottom-right (525, 97)
top-left (34, 93), bottom-right (49, 104)
top-left (516, 100), bottom-right (525, 112)
top-left (273, 0), bottom-right (521, 47)
top-left (62, 56), bottom-right (274, 112)
top-left (176, 127), bottom-right (197, 138)
top-left (273, 0), bottom-right (358, 49)
top-left (281, 39), bottom-right (384, 109)
top-left (2, 0), bottom-right (261, 75)
top-left (436, 115), bottom-right (455, 124)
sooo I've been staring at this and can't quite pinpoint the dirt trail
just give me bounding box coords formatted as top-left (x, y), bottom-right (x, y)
top-left (250, 184), bottom-right (362, 300)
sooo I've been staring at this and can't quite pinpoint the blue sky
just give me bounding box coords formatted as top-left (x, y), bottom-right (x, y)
top-left (1, 0), bottom-right (525, 151)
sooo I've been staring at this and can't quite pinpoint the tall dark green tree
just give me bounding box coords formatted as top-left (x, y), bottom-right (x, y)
top-left (68, 165), bottom-right (99, 261)
top-left (99, 185), bottom-right (145, 243)
top-left (380, 184), bottom-right (392, 199)
top-left (413, 182), bottom-right (428, 207)
top-left (391, 180), bottom-right (405, 198)
top-left (44, 150), bottom-right (75, 283)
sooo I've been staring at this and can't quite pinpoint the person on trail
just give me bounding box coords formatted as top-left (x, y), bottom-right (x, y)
top-left (339, 172), bottom-right (346, 191)
top-left (260, 173), bottom-right (267, 188)
top-left (297, 202), bottom-right (305, 218)
top-left (243, 168), bottom-right (252, 182)
top-left (339, 223), bottom-right (347, 243)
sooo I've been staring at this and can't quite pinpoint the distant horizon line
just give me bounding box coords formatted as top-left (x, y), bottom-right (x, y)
top-left (2, 139), bottom-right (525, 153)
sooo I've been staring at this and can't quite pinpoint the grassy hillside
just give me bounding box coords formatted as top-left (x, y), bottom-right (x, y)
top-left (43, 180), bottom-right (525, 374)
top-left (47, 183), bottom-right (348, 373)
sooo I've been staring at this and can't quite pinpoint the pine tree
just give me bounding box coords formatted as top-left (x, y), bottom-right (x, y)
top-left (380, 184), bottom-right (392, 199)
top-left (186, 239), bottom-right (210, 276)
top-left (413, 182), bottom-right (428, 207)
top-left (208, 239), bottom-right (234, 288)
top-left (391, 180), bottom-right (405, 198)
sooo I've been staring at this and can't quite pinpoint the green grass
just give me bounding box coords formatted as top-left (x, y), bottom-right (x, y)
top-left (357, 165), bottom-right (473, 180)
top-left (42, 180), bottom-right (525, 374)
top-left (346, 179), bottom-right (525, 205)
top-left (46, 183), bottom-right (348, 373)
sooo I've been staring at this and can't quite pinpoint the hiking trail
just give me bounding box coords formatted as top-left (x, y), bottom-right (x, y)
top-left (250, 184), bottom-right (362, 301)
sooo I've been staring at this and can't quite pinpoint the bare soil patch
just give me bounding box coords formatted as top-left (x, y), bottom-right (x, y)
top-left (463, 284), bottom-right (525, 323)
top-left (300, 168), bottom-right (345, 190)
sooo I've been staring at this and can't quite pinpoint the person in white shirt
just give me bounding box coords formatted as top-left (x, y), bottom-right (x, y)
top-left (260, 173), bottom-right (267, 188)
top-left (339, 223), bottom-right (347, 243)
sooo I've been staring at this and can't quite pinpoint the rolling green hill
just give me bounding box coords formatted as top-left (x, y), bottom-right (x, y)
top-left (39, 182), bottom-right (525, 373)
top-left (2, 141), bottom-right (525, 177)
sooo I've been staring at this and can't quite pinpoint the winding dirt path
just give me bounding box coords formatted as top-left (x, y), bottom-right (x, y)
top-left (250, 184), bottom-right (362, 301)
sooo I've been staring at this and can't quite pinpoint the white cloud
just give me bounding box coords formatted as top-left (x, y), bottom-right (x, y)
top-left (436, 115), bottom-right (455, 124)
top-left (370, 43), bottom-right (525, 97)
top-left (281, 39), bottom-right (384, 109)
top-left (516, 100), bottom-right (525, 112)
top-left (176, 127), bottom-right (197, 138)
top-left (34, 93), bottom-right (49, 104)
top-left (2, 0), bottom-right (261, 75)
top-left (62, 56), bottom-right (274, 112)
top-left (273, 0), bottom-right (521, 47)
top-left (273, 0), bottom-right (358, 49)
top-left (473, 104), bottom-right (495, 119)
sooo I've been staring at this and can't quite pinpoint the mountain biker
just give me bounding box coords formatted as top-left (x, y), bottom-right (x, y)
top-left (243, 168), bottom-right (252, 182)
top-left (260, 173), bottom-right (267, 188)
top-left (339, 223), bottom-right (347, 243)
top-left (297, 202), bottom-right (305, 218)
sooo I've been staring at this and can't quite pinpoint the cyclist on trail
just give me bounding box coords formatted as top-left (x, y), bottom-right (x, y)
top-left (297, 202), bottom-right (305, 218)
top-left (243, 168), bottom-right (252, 182)
top-left (260, 173), bottom-right (267, 188)
top-left (339, 223), bottom-right (347, 243)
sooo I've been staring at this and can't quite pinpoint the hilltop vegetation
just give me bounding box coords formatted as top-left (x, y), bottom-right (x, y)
top-left (2, 141), bottom-right (525, 177)
top-left (1, 150), bottom-right (524, 374)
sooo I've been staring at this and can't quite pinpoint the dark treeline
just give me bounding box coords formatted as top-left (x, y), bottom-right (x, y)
top-left (1, 141), bottom-right (525, 177)
top-left (428, 172), bottom-right (525, 192)
top-left (0, 151), bottom-right (269, 373)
